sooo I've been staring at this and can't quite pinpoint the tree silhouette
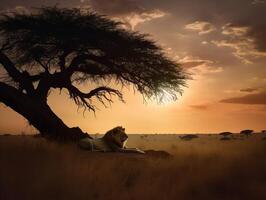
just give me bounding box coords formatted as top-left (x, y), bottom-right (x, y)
top-left (219, 132), bottom-right (232, 138)
top-left (240, 129), bottom-right (254, 137)
top-left (0, 7), bottom-right (187, 140)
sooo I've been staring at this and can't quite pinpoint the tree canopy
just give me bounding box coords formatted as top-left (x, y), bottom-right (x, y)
top-left (0, 7), bottom-right (187, 112)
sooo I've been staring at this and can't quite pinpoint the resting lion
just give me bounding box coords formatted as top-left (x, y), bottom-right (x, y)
top-left (78, 126), bottom-right (145, 154)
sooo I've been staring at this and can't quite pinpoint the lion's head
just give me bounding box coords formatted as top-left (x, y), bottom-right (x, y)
top-left (103, 126), bottom-right (128, 149)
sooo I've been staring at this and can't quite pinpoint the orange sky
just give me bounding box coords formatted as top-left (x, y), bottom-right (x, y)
top-left (1, 78), bottom-right (265, 134)
top-left (0, 0), bottom-right (266, 134)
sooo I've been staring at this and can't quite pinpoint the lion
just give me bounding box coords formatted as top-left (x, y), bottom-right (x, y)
top-left (78, 126), bottom-right (145, 154)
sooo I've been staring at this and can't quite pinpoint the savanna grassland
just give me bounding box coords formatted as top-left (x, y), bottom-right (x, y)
top-left (1, 133), bottom-right (266, 200)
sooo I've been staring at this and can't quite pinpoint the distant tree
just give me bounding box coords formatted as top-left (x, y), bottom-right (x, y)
top-left (240, 129), bottom-right (254, 137)
top-left (261, 130), bottom-right (266, 134)
top-left (219, 132), bottom-right (232, 137)
top-left (0, 7), bottom-right (187, 141)
top-left (179, 134), bottom-right (198, 141)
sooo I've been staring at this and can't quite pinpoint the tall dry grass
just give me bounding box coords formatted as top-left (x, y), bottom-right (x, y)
top-left (1, 134), bottom-right (266, 200)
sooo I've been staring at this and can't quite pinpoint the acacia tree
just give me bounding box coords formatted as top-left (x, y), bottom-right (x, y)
top-left (0, 7), bottom-right (187, 140)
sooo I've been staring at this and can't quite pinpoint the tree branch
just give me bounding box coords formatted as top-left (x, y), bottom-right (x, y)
top-left (0, 51), bottom-right (35, 95)
top-left (58, 51), bottom-right (70, 71)
top-left (0, 51), bottom-right (23, 82)
top-left (65, 54), bottom-right (152, 94)
top-left (67, 85), bottom-right (124, 112)
top-left (66, 54), bottom-right (115, 76)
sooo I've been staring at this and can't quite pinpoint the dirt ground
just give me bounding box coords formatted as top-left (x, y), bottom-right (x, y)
top-left (1, 134), bottom-right (266, 200)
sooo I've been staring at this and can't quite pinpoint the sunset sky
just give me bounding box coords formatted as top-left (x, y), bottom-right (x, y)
top-left (0, 0), bottom-right (266, 134)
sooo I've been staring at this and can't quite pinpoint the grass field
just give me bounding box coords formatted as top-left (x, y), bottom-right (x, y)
top-left (1, 133), bottom-right (266, 200)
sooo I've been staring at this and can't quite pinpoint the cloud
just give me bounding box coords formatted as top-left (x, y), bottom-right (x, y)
top-left (88, 0), bottom-right (141, 16)
top-left (13, 5), bottom-right (29, 13)
top-left (189, 104), bottom-right (210, 110)
top-left (88, 0), bottom-right (166, 30)
top-left (212, 23), bottom-right (266, 64)
top-left (179, 56), bottom-right (213, 69)
top-left (0, 5), bottom-right (28, 14)
top-left (179, 56), bottom-right (223, 74)
top-left (240, 88), bottom-right (259, 93)
top-left (220, 91), bottom-right (266, 105)
top-left (252, 0), bottom-right (265, 5)
top-left (221, 24), bottom-right (250, 36)
top-left (117, 9), bottom-right (166, 30)
top-left (185, 21), bottom-right (216, 35)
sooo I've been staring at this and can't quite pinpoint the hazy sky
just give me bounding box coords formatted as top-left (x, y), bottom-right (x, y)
top-left (0, 0), bottom-right (266, 134)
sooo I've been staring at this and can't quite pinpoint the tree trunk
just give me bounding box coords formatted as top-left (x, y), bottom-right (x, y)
top-left (0, 82), bottom-right (90, 141)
